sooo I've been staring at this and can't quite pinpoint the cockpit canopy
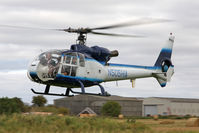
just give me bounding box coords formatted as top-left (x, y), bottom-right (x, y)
top-left (31, 50), bottom-right (85, 81)
top-left (34, 50), bottom-right (62, 81)
top-left (38, 50), bottom-right (62, 67)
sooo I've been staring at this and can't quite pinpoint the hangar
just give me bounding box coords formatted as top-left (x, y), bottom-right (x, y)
top-left (143, 97), bottom-right (199, 116)
top-left (54, 95), bottom-right (142, 116)
top-left (54, 95), bottom-right (199, 117)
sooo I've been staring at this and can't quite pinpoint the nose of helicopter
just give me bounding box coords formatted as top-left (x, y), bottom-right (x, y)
top-left (27, 55), bottom-right (51, 82)
top-left (27, 50), bottom-right (62, 83)
top-left (27, 58), bottom-right (40, 82)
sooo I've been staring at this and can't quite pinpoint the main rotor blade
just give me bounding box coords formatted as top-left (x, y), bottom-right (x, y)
top-left (0, 25), bottom-right (78, 33)
top-left (91, 18), bottom-right (172, 30)
top-left (91, 31), bottom-right (145, 38)
top-left (0, 24), bottom-right (55, 31)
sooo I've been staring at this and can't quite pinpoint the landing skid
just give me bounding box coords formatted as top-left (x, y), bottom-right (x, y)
top-left (31, 88), bottom-right (74, 97)
top-left (31, 81), bottom-right (111, 97)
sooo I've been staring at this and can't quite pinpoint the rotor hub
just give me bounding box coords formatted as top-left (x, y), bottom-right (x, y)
top-left (77, 33), bottom-right (87, 45)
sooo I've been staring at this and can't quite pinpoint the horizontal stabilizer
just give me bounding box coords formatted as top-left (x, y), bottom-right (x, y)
top-left (166, 66), bottom-right (174, 82)
top-left (153, 65), bottom-right (174, 87)
top-left (156, 78), bottom-right (167, 87)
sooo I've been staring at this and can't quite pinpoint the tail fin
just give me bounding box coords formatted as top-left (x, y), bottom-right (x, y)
top-left (153, 33), bottom-right (175, 87)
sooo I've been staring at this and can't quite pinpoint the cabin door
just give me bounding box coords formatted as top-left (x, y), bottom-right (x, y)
top-left (61, 52), bottom-right (78, 77)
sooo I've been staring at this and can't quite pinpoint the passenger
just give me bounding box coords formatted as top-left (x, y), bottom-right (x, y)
top-left (72, 57), bottom-right (77, 65)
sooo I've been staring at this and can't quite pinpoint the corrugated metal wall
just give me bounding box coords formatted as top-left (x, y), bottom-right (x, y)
top-left (54, 95), bottom-right (143, 116)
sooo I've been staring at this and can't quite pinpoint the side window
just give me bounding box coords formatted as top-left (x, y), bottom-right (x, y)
top-left (61, 65), bottom-right (71, 76)
top-left (79, 53), bottom-right (85, 67)
top-left (65, 56), bottom-right (71, 64)
top-left (71, 56), bottom-right (77, 65)
top-left (61, 52), bottom-right (78, 77)
top-left (63, 52), bottom-right (77, 64)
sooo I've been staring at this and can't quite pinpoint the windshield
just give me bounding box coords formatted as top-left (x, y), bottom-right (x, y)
top-left (36, 50), bottom-right (62, 81)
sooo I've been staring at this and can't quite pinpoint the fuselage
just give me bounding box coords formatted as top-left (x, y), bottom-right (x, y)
top-left (28, 34), bottom-right (175, 93)
top-left (28, 49), bottom-right (159, 88)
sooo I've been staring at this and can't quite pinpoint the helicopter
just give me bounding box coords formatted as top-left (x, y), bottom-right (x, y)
top-left (1, 18), bottom-right (175, 97)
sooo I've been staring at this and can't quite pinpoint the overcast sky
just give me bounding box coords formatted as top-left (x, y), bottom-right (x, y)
top-left (0, 0), bottom-right (198, 104)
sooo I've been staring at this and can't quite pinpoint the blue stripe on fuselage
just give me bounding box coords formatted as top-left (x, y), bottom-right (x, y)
top-left (108, 63), bottom-right (160, 70)
top-left (29, 71), bottom-right (103, 83)
top-left (56, 74), bottom-right (103, 82)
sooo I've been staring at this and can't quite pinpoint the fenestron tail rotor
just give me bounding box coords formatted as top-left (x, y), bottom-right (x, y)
top-left (0, 18), bottom-right (172, 45)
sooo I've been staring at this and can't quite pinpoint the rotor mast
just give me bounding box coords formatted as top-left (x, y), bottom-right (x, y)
top-left (77, 32), bottom-right (86, 45)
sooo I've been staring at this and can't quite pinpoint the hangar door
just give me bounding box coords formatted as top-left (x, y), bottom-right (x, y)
top-left (144, 105), bottom-right (158, 116)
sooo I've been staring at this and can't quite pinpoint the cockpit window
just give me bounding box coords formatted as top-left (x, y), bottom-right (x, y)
top-left (39, 51), bottom-right (61, 66)
top-left (37, 50), bottom-right (62, 79)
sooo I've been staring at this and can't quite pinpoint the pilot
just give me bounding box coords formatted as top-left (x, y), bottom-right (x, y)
top-left (72, 57), bottom-right (77, 65)
top-left (48, 55), bottom-right (61, 78)
top-left (45, 53), bottom-right (56, 78)
top-left (46, 53), bottom-right (51, 61)
top-left (39, 53), bottom-right (48, 66)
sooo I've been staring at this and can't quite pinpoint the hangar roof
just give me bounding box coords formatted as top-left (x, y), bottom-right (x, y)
top-left (54, 95), bottom-right (141, 101)
top-left (55, 95), bottom-right (199, 103)
top-left (152, 97), bottom-right (199, 103)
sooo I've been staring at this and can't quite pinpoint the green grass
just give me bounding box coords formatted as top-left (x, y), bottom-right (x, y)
top-left (0, 114), bottom-right (199, 133)
top-left (0, 114), bottom-right (150, 133)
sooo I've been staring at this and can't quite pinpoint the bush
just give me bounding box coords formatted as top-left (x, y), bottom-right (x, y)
top-left (101, 101), bottom-right (121, 117)
top-left (0, 97), bottom-right (25, 114)
top-left (32, 95), bottom-right (47, 107)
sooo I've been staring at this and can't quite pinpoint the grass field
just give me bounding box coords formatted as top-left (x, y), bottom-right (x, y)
top-left (0, 114), bottom-right (199, 133)
top-left (137, 119), bottom-right (199, 133)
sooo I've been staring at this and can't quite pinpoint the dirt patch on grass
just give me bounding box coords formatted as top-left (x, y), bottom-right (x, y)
top-left (137, 119), bottom-right (199, 132)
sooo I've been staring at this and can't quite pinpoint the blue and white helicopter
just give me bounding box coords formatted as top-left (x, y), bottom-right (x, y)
top-left (26, 19), bottom-right (175, 97)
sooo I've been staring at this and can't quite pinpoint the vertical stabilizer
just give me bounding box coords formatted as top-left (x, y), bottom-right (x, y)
top-left (154, 33), bottom-right (174, 67)
top-left (154, 33), bottom-right (175, 87)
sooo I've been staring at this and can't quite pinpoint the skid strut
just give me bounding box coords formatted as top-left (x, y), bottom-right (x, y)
top-left (70, 80), bottom-right (110, 96)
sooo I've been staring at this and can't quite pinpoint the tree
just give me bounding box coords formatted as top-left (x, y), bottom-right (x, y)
top-left (0, 97), bottom-right (25, 114)
top-left (101, 101), bottom-right (121, 117)
top-left (32, 95), bottom-right (47, 107)
top-left (13, 97), bottom-right (26, 112)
